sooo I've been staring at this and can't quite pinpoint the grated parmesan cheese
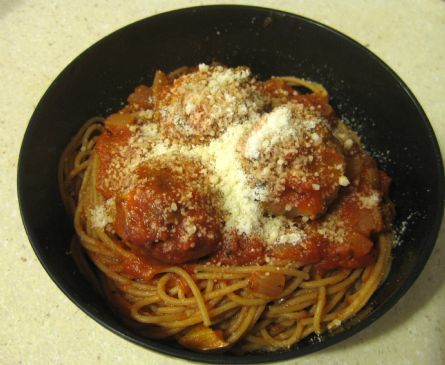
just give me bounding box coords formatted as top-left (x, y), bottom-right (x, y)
top-left (95, 67), bottom-right (387, 253)
top-left (344, 138), bottom-right (353, 149)
top-left (317, 218), bottom-right (346, 244)
top-left (101, 112), bottom-right (306, 244)
top-left (206, 124), bottom-right (262, 235)
top-left (244, 106), bottom-right (293, 159)
top-left (339, 176), bottom-right (350, 186)
top-left (156, 65), bottom-right (265, 144)
top-left (358, 191), bottom-right (380, 209)
top-left (89, 198), bottom-right (115, 229)
top-left (262, 217), bottom-right (305, 246)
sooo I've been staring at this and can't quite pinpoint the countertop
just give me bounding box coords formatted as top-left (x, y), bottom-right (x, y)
top-left (1, 1), bottom-right (444, 364)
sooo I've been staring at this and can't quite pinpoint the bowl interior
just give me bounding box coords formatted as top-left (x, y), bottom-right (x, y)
top-left (18, 5), bottom-right (444, 364)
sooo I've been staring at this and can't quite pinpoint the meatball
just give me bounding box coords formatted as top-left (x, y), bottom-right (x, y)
top-left (114, 156), bottom-right (223, 264)
top-left (155, 65), bottom-right (265, 144)
top-left (239, 103), bottom-right (347, 219)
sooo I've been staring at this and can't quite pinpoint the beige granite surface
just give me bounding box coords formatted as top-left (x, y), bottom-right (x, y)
top-left (1, 0), bottom-right (444, 364)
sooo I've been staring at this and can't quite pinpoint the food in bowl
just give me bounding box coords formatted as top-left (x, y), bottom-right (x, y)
top-left (59, 64), bottom-right (394, 353)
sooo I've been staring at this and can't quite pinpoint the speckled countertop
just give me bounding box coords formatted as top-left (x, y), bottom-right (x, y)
top-left (1, 1), bottom-right (444, 364)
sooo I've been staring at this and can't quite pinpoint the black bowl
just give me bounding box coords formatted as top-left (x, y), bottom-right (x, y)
top-left (18, 5), bottom-right (444, 364)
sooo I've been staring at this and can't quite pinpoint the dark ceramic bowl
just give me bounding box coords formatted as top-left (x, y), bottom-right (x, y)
top-left (18, 5), bottom-right (444, 364)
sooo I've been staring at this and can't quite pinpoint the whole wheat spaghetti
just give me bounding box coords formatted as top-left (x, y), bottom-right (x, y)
top-left (59, 64), bottom-right (394, 353)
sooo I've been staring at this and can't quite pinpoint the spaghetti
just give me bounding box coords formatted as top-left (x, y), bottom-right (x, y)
top-left (59, 65), bottom-right (394, 353)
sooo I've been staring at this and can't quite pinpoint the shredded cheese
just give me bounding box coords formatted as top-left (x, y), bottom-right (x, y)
top-left (156, 65), bottom-right (265, 144)
top-left (95, 66), bottom-right (374, 250)
top-left (89, 198), bottom-right (115, 229)
top-left (244, 106), bottom-right (294, 159)
top-left (358, 191), bottom-right (380, 209)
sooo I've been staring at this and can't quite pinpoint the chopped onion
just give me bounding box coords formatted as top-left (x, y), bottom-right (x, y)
top-left (178, 324), bottom-right (229, 352)
top-left (249, 272), bottom-right (285, 298)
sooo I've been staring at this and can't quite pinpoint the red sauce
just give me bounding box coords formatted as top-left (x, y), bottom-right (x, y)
top-left (278, 144), bottom-right (346, 218)
top-left (127, 85), bottom-right (153, 111)
top-left (271, 237), bottom-right (323, 265)
top-left (291, 93), bottom-right (333, 120)
top-left (271, 154), bottom-right (389, 271)
top-left (254, 79), bottom-right (346, 219)
top-left (92, 241), bottom-right (167, 281)
top-left (93, 75), bottom-right (392, 280)
top-left (270, 208), bottom-right (377, 272)
top-left (114, 160), bottom-right (223, 265)
top-left (262, 78), bottom-right (334, 119)
top-left (262, 78), bottom-right (293, 97)
top-left (120, 251), bottom-right (167, 281)
top-left (209, 232), bottom-right (266, 266)
top-left (95, 113), bottom-right (133, 198)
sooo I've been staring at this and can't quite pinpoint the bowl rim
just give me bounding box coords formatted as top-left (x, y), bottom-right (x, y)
top-left (17, 4), bottom-right (445, 364)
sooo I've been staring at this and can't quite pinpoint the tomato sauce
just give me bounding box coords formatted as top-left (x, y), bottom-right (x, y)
top-left (120, 252), bottom-right (167, 281)
top-left (209, 232), bottom-right (266, 266)
top-left (127, 85), bottom-right (153, 111)
top-left (92, 74), bottom-right (392, 281)
top-left (261, 78), bottom-right (334, 119)
top-left (113, 159), bottom-right (223, 266)
top-left (279, 144), bottom-right (346, 218)
top-left (95, 113), bottom-right (133, 198)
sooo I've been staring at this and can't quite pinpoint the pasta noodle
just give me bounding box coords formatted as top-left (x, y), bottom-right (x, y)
top-left (59, 64), bottom-right (394, 353)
